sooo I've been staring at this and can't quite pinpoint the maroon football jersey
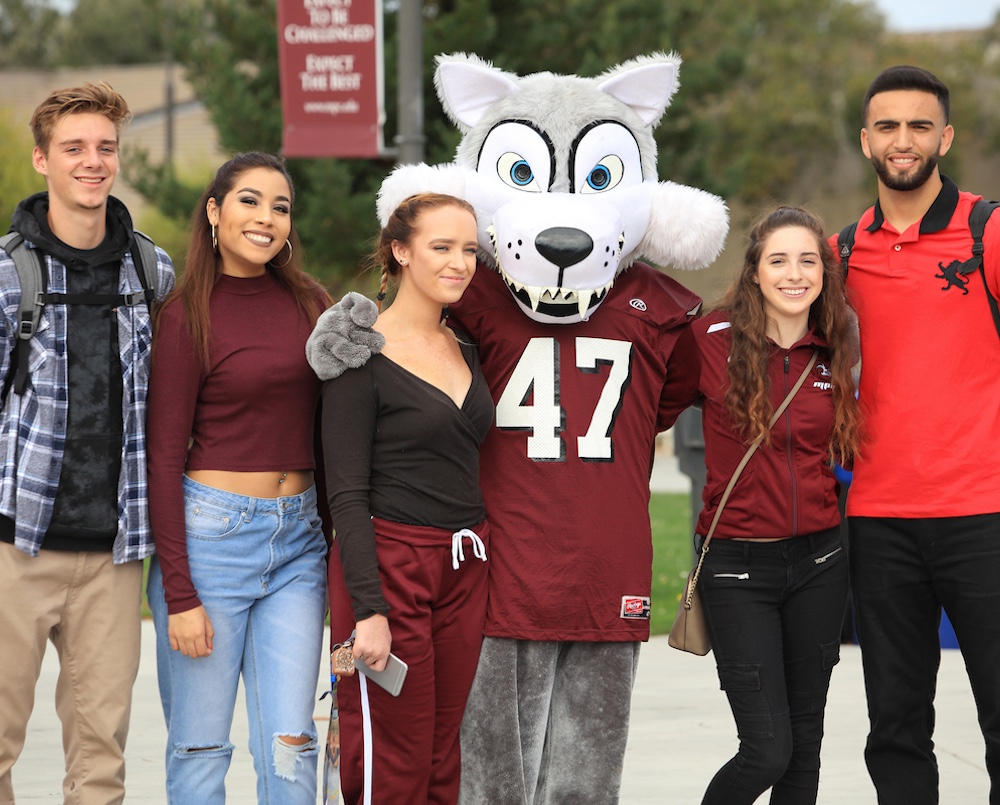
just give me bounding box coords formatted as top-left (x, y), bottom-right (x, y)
top-left (449, 263), bottom-right (701, 641)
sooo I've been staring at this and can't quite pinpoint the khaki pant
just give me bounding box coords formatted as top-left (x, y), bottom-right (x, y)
top-left (0, 542), bottom-right (142, 805)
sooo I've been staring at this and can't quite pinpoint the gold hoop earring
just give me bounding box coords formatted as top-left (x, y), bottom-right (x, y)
top-left (211, 224), bottom-right (218, 252)
top-left (270, 239), bottom-right (293, 268)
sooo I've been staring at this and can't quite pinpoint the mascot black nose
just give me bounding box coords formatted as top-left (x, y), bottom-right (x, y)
top-left (536, 227), bottom-right (594, 269)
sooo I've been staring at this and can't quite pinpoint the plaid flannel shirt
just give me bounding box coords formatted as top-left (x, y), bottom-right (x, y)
top-left (0, 237), bottom-right (175, 562)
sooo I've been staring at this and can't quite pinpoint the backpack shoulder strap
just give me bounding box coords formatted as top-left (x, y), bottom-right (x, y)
top-left (967, 199), bottom-right (1000, 340)
top-left (0, 232), bottom-right (42, 340)
top-left (969, 199), bottom-right (999, 258)
top-left (0, 232), bottom-right (46, 400)
top-left (838, 222), bottom-right (858, 274)
top-left (131, 229), bottom-right (159, 302)
top-left (0, 230), bottom-right (163, 403)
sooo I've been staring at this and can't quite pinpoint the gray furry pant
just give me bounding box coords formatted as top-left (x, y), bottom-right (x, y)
top-left (458, 636), bottom-right (641, 805)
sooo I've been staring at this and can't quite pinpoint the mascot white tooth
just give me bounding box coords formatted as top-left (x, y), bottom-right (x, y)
top-left (309, 51), bottom-right (728, 805)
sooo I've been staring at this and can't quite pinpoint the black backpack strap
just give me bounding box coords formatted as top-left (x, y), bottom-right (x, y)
top-left (130, 230), bottom-right (159, 305)
top-left (0, 232), bottom-right (41, 339)
top-left (26, 229), bottom-right (161, 311)
top-left (838, 222), bottom-right (858, 275)
top-left (968, 199), bottom-right (997, 258)
top-left (962, 199), bottom-right (1000, 340)
top-left (0, 230), bottom-right (161, 402)
top-left (0, 232), bottom-right (45, 401)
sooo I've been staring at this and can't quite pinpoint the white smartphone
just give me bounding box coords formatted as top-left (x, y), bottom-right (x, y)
top-left (357, 652), bottom-right (408, 697)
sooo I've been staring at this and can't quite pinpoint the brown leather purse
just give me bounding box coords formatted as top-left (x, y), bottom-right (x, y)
top-left (668, 350), bottom-right (819, 655)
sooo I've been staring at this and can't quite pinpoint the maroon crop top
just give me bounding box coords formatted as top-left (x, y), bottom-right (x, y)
top-left (147, 271), bottom-right (325, 613)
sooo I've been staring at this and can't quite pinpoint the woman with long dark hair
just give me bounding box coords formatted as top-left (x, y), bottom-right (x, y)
top-left (145, 152), bottom-right (331, 804)
top-left (690, 206), bottom-right (860, 804)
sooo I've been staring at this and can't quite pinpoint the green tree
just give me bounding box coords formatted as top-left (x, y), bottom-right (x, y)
top-left (127, 0), bottom-right (998, 290)
top-left (142, 0), bottom-right (385, 291)
top-left (1, 0), bottom-right (175, 67)
top-left (55, 0), bottom-right (168, 66)
top-left (0, 106), bottom-right (45, 223)
top-left (461, 0), bottom-right (887, 202)
top-left (152, 0), bottom-right (504, 291)
top-left (0, 0), bottom-right (63, 68)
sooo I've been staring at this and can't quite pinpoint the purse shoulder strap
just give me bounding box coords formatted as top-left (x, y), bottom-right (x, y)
top-left (684, 348), bottom-right (819, 604)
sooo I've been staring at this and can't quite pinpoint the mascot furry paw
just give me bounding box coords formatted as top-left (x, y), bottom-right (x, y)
top-left (306, 291), bottom-right (384, 380)
top-left (316, 52), bottom-right (728, 805)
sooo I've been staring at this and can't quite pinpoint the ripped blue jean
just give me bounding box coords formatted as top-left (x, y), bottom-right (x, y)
top-left (147, 477), bottom-right (327, 805)
top-left (698, 527), bottom-right (848, 805)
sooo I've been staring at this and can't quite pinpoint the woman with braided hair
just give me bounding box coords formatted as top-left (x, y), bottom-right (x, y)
top-left (313, 193), bottom-right (493, 804)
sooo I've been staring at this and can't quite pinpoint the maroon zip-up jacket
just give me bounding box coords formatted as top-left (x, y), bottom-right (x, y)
top-left (689, 309), bottom-right (841, 540)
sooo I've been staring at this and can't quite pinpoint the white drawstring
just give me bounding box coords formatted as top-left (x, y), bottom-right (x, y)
top-left (360, 673), bottom-right (373, 805)
top-left (451, 528), bottom-right (487, 570)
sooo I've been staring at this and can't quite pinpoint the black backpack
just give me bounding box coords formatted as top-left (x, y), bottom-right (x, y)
top-left (0, 230), bottom-right (159, 401)
top-left (837, 199), bottom-right (1000, 338)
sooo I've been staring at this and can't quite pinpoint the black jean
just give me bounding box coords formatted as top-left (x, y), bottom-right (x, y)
top-left (850, 513), bottom-right (1000, 805)
top-left (698, 527), bottom-right (848, 805)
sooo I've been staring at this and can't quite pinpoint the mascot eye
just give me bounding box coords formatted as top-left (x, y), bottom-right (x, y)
top-left (587, 166), bottom-right (611, 190)
top-left (498, 152), bottom-right (542, 192)
top-left (580, 156), bottom-right (624, 194)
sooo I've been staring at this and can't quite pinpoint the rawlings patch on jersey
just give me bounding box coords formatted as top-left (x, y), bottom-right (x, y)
top-left (620, 595), bottom-right (651, 619)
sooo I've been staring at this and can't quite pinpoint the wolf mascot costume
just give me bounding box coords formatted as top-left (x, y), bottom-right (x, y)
top-left (309, 52), bottom-right (728, 803)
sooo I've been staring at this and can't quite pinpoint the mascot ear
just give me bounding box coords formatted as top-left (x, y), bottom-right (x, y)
top-left (435, 52), bottom-right (520, 129)
top-left (595, 52), bottom-right (681, 127)
top-left (376, 163), bottom-right (468, 226)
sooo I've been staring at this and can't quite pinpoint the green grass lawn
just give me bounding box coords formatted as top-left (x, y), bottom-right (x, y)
top-left (141, 491), bottom-right (695, 635)
top-left (649, 492), bottom-right (696, 635)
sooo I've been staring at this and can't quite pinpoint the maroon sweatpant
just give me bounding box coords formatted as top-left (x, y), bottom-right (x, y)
top-left (329, 517), bottom-right (489, 805)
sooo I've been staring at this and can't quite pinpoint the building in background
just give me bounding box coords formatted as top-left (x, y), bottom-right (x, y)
top-left (0, 64), bottom-right (228, 218)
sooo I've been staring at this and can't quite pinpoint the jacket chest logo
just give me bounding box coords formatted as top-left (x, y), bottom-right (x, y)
top-left (812, 362), bottom-right (832, 391)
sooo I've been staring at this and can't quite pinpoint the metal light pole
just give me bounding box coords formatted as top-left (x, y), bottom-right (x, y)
top-left (395, 0), bottom-right (424, 165)
top-left (164, 0), bottom-right (175, 166)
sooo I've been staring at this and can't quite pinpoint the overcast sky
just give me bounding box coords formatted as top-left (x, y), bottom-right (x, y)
top-left (872, 0), bottom-right (1000, 31)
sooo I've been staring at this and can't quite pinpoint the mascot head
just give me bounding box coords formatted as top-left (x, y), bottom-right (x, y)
top-left (377, 53), bottom-right (729, 324)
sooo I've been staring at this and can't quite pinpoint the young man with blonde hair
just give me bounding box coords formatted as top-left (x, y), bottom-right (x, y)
top-left (0, 82), bottom-right (174, 804)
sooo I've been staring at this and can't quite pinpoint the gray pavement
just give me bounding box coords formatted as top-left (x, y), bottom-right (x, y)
top-left (13, 624), bottom-right (988, 803)
top-left (16, 621), bottom-right (331, 803)
top-left (11, 457), bottom-right (990, 802)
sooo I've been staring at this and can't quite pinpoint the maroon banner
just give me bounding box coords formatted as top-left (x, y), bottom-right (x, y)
top-left (277, 0), bottom-right (384, 158)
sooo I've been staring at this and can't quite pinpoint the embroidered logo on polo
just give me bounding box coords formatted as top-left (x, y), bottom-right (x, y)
top-left (620, 595), bottom-right (650, 619)
top-left (629, 298), bottom-right (647, 311)
top-left (935, 260), bottom-right (970, 295)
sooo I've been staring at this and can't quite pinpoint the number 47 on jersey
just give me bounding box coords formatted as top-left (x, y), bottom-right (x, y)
top-left (495, 336), bottom-right (633, 462)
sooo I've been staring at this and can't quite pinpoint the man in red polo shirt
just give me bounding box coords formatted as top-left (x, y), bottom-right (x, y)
top-left (834, 65), bottom-right (1000, 805)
